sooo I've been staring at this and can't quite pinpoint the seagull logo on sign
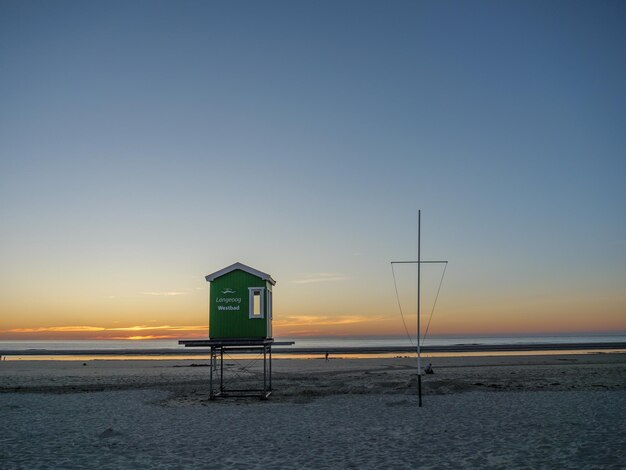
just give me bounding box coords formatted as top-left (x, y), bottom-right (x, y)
top-left (221, 288), bottom-right (236, 294)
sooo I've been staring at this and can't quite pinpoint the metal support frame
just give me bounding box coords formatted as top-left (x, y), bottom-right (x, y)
top-left (207, 343), bottom-right (273, 399)
top-left (179, 339), bottom-right (293, 400)
top-left (179, 339), bottom-right (281, 400)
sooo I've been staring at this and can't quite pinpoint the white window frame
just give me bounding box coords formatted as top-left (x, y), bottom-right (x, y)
top-left (248, 287), bottom-right (265, 319)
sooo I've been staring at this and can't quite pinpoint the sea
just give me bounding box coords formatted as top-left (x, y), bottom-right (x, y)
top-left (1, 334), bottom-right (625, 360)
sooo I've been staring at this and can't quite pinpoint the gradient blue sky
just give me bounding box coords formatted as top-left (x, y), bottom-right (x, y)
top-left (1, 0), bottom-right (625, 339)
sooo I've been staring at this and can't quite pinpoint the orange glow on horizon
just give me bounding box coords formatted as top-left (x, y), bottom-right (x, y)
top-left (0, 324), bottom-right (209, 341)
top-left (1, 295), bottom-right (625, 342)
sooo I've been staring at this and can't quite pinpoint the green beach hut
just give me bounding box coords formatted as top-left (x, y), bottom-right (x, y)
top-left (206, 262), bottom-right (275, 340)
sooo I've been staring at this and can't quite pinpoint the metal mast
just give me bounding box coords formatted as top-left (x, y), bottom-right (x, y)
top-left (390, 210), bottom-right (447, 407)
top-left (417, 210), bottom-right (422, 407)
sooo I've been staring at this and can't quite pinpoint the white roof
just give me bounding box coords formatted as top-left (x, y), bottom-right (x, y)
top-left (205, 262), bottom-right (276, 285)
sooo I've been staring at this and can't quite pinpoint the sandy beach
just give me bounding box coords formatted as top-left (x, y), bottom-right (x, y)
top-left (1, 353), bottom-right (625, 469)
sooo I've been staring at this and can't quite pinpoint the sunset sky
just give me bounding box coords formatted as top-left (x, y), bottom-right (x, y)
top-left (1, 1), bottom-right (625, 341)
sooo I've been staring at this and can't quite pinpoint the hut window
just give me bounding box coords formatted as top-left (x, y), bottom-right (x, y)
top-left (249, 288), bottom-right (265, 319)
top-left (253, 292), bottom-right (261, 315)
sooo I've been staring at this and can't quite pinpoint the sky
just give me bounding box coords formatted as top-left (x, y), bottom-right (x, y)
top-left (1, 0), bottom-right (625, 341)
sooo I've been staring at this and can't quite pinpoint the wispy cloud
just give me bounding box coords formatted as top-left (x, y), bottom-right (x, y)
top-left (6, 326), bottom-right (107, 333)
top-left (141, 291), bottom-right (188, 296)
top-left (3, 325), bottom-right (207, 334)
top-left (108, 325), bottom-right (207, 332)
top-left (109, 335), bottom-right (179, 340)
top-left (274, 314), bottom-right (383, 328)
top-left (290, 273), bottom-right (351, 284)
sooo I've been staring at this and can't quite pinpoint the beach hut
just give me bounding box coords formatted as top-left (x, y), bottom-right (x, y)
top-left (179, 262), bottom-right (291, 398)
top-left (206, 262), bottom-right (275, 340)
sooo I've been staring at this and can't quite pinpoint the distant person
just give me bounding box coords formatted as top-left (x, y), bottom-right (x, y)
top-left (325, 352), bottom-right (329, 362)
top-left (424, 363), bottom-right (434, 374)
